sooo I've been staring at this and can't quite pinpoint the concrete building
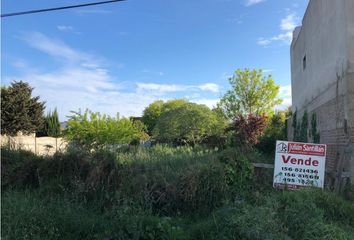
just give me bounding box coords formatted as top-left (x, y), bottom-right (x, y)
top-left (290, 0), bottom-right (354, 186)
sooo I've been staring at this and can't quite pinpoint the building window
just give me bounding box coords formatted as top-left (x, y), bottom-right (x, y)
top-left (303, 55), bottom-right (306, 70)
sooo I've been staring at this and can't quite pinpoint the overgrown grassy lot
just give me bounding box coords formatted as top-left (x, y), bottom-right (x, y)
top-left (2, 146), bottom-right (354, 240)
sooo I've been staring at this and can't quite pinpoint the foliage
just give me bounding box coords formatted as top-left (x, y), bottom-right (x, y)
top-left (37, 108), bottom-right (61, 137)
top-left (2, 147), bottom-right (354, 239)
top-left (141, 100), bottom-right (164, 134)
top-left (1, 191), bottom-right (187, 240)
top-left (142, 99), bottom-right (189, 134)
top-left (153, 103), bottom-right (227, 145)
top-left (1, 81), bottom-right (45, 136)
top-left (46, 108), bottom-right (61, 137)
top-left (219, 148), bottom-right (255, 193)
top-left (189, 204), bottom-right (289, 240)
top-left (179, 161), bottom-right (229, 212)
top-left (131, 120), bottom-right (150, 144)
top-left (278, 189), bottom-right (354, 240)
top-left (190, 190), bottom-right (354, 240)
top-left (311, 113), bottom-right (320, 143)
top-left (228, 114), bottom-right (268, 146)
top-left (292, 109), bottom-right (298, 138)
top-left (218, 69), bottom-right (282, 119)
top-left (64, 109), bottom-right (142, 151)
top-left (257, 110), bottom-right (288, 154)
top-left (299, 110), bottom-right (309, 142)
top-left (1, 147), bottom-right (44, 190)
top-left (293, 109), bottom-right (310, 142)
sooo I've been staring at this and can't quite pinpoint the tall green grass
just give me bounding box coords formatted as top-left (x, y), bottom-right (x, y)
top-left (2, 189), bottom-right (353, 240)
top-left (2, 146), bottom-right (354, 239)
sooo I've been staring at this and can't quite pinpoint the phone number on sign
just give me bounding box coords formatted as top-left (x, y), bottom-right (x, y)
top-left (282, 178), bottom-right (317, 185)
top-left (283, 172), bottom-right (320, 179)
top-left (281, 167), bottom-right (318, 174)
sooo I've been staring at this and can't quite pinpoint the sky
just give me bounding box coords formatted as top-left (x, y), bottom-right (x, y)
top-left (2, 0), bottom-right (309, 120)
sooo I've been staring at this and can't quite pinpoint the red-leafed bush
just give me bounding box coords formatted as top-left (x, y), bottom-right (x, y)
top-left (229, 114), bottom-right (268, 146)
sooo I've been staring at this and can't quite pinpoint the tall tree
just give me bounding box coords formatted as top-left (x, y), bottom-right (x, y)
top-left (142, 99), bottom-right (189, 134)
top-left (153, 103), bottom-right (227, 145)
top-left (46, 108), bottom-right (61, 137)
top-left (218, 69), bottom-right (282, 119)
top-left (1, 81), bottom-right (45, 136)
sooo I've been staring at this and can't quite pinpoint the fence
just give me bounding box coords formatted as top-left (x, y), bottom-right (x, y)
top-left (1, 134), bottom-right (67, 155)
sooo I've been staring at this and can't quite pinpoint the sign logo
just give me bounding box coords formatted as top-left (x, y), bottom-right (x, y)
top-left (276, 142), bottom-right (288, 153)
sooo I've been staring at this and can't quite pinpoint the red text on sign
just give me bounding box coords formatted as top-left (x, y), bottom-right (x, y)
top-left (281, 155), bottom-right (319, 166)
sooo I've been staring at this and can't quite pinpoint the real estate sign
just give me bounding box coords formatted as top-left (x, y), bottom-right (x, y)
top-left (273, 141), bottom-right (326, 189)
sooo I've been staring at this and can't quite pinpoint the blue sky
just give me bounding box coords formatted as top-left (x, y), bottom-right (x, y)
top-left (2, 0), bottom-right (308, 120)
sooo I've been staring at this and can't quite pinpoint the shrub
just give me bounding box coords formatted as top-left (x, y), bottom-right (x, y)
top-left (1, 190), bottom-right (187, 240)
top-left (1, 147), bottom-right (44, 189)
top-left (64, 109), bottom-right (142, 152)
top-left (257, 111), bottom-right (287, 154)
top-left (1, 190), bottom-right (106, 240)
top-left (276, 189), bottom-right (354, 239)
top-left (277, 190), bottom-right (325, 239)
top-left (308, 189), bottom-right (354, 226)
top-left (228, 114), bottom-right (268, 146)
top-left (303, 222), bottom-right (350, 240)
top-left (219, 148), bottom-right (254, 193)
top-left (189, 204), bottom-right (289, 240)
top-left (153, 103), bottom-right (226, 146)
top-left (179, 161), bottom-right (228, 213)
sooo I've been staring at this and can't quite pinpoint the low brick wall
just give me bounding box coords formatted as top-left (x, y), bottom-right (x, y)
top-left (287, 86), bottom-right (354, 185)
top-left (1, 134), bottom-right (67, 155)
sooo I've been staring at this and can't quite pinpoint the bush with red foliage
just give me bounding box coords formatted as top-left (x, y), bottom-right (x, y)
top-left (229, 114), bottom-right (268, 146)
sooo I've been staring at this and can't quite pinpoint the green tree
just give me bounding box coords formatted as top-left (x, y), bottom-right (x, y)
top-left (218, 69), bottom-right (282, 119)
top-left (141, 100), bottom-right (164, 134)
top-left (131, 120), bottom-right (150, 145)
top-left (64, 109), bottom-right (142, 151)
top-left (142, 99), bottom-right (188, 134)
top-left (36, 108), bottom-right (61, 137)
top-left (299, 110), bottom-right (308, 142)
top-left (46, 108), bottom-right (61, 137)
top-left (153, 103), bottom-right (226, 145)
top-left (257, 110), bottom-right (288, 154)
top-left (1, 81), bottom-right (45, 136)
top-left (310, 113), bottom-right (320, 143)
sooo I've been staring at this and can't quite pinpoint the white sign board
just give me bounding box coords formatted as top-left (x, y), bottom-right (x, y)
top-left (273, 141), bottom-right (326, 189)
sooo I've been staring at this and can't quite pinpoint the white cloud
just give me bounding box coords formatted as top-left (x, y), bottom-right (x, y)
top-left (280, 14), bottom-right (297, 31)
top-left (257, 38), bottom-right (272, 46)
top-left (245, 0), bottom-right (266, 7)
top-left (136, 82), bottom-right (220, 95)
top-left (137, 83), bottom-right (187, 93)
top-left (198, 83), bottom-right (220, 93)
top-left (271, 32), bottom-right (293, 44)
top-left (23, 32), bottom-right (94, 64)
top-left (191, 99), bottom-right (219, 109)
top-left (257, 13), bottom-right (300, 46)
top-left (8, 32), bottom-right (219, 120)
top-left (57, 25), bottom-right (74, 32)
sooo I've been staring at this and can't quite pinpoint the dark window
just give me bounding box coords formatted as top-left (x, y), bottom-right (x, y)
top-left (303, 55), bottom-right (306, 70)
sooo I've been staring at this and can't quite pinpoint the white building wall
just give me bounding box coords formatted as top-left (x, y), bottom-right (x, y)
top-left (291, 0), bottom-right (354, 184)
top-left (291, 0), bottom-right (351, 124)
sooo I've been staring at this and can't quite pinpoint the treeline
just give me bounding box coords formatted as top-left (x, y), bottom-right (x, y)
top-left (1, 68), bottom-right (288, 154)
